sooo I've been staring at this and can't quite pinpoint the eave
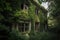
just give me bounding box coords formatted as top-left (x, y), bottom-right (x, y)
top-left (30, 0), bottom-right (48, 13)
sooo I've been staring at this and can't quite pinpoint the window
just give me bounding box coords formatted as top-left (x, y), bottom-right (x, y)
top-left (21, 4), bottom-right (24, 9)
top-left (35, 22), bottom-right (40, 32)
top-left (24, 4), bottom-right (28, 9)
top-left (35, 8), bottom-right (39, 15)
top-left (21, 4), bottom-right (28, 10)
top-left (18, 23), bottom-right (29, 32)
top-left (25, 23), bottom-right (29, 31)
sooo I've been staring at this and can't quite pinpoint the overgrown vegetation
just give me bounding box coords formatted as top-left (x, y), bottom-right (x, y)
top-left (0, 0), bottom-right (60, 40)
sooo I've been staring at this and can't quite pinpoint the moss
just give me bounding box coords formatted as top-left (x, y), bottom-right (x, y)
top-left (35, 15), bottom-right (40, 22)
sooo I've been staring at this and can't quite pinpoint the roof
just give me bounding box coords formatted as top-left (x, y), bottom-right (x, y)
top-left (30, 0), bottom-right (48, 13)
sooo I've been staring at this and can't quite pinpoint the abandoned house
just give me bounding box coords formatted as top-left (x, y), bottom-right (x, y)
top-left (11, 0), bottom-right (48, 33)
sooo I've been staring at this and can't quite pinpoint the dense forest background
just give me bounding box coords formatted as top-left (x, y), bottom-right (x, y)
top-left (0, 0), bottom-right (60, 40)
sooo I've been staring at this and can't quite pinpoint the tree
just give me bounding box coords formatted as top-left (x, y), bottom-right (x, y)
top-left (48, 0), bottom-right (60, 40)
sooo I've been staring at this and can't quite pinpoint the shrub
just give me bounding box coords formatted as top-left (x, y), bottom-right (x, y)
top-left (29, 32), bottom-right (57, 40)
top-left (0, 24), bottom-right (9, 40)
top-left (8, 29), bottom-right (29, 40)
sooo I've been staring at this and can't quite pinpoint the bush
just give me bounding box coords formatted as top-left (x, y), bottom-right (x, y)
top-left (29, 32), bottom-right (57, 40)
top-left (8, 26), bottom-right (57, 40)
top-left (8, 29), bottom-right (57, 40)
top-left (0, 24), bottom-right (9, 31)
top-left (0, 24), bottom-right (9, 40)
top-left (8, 29), bottom-right (29, 40)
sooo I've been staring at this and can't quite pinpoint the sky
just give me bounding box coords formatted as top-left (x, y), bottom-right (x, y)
top-left (41, 2), bottom-right (48, 9)
top-left (41, 2), bottom-right (49, 17)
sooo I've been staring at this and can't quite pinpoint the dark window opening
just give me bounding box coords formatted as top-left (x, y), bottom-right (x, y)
top-left (35, 22), bottom-right (40, 31)
top-left (25, 23), bottom-right (29, 31)
top-left (18, 23), bottom-right (29, 32)
top-left (21, 4), bottom-right (28, 10)
top-left (24, 5), bottom-right (28, 9)
top-left (21, 4), bottom-right (24, 9)
top-left (35, 8), bottom-right (39, 15)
